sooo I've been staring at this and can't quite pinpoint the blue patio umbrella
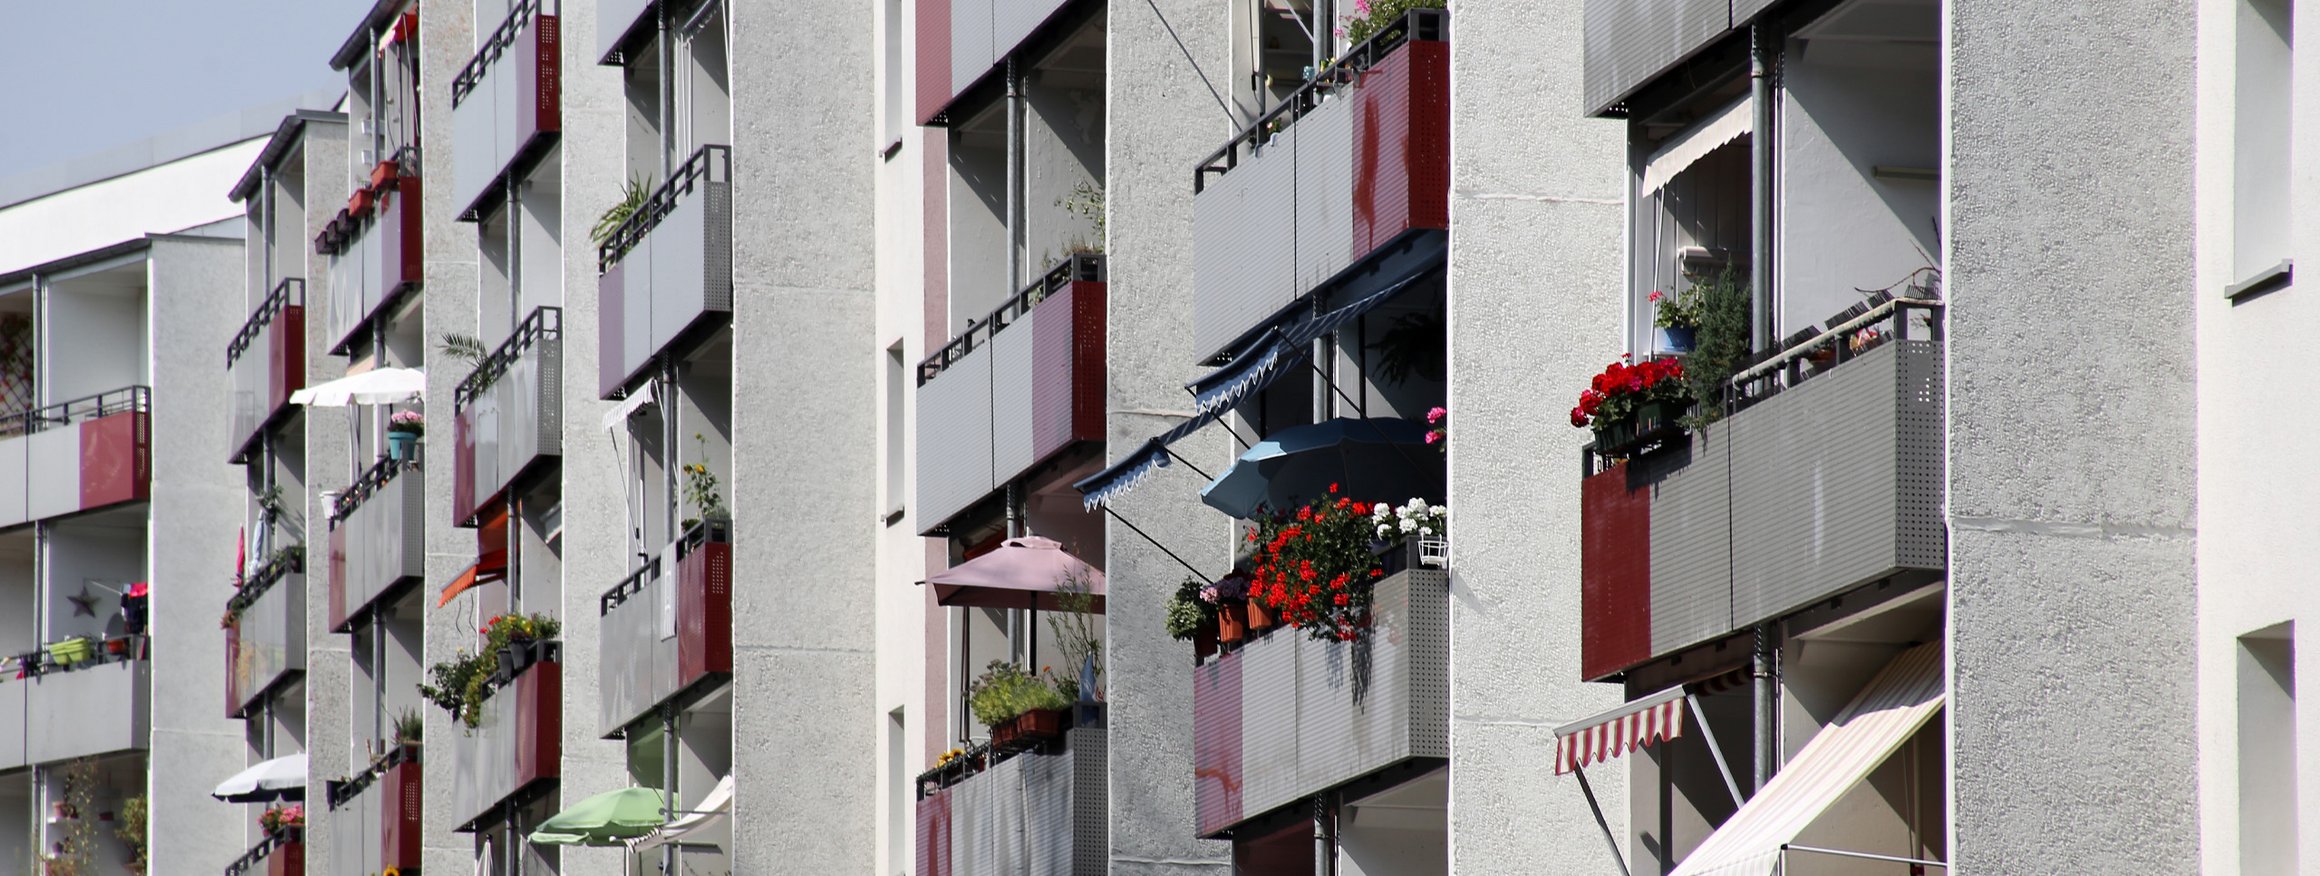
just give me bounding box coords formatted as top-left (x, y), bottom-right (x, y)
top-left (1200, 417), bottom-right (1444, 519)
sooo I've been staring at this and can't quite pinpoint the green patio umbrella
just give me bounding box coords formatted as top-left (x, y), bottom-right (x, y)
top-left (527, 786), bottom-right (671, 846)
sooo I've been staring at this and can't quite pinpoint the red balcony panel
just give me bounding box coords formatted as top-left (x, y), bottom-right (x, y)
top-left (452, 405), bottom-right (477, 525)
top-left (379, 175), bottom-right (423, 294)
top-left (1028, 281), bottom-right (1107, 462)
top-left (1351, 39), bottom-right (1451, 258)
top-left (1191, 652), bottom-right (1244, 837)
top-left (265, 839), bottom-right (305, 876)
top-left (78, 410), bottom-right (149, 510)
top-left (677, 540), bottom-right (732, 686)
top-left (223, 623), bottom-right (241, 718)
top-left (268, 305), bottom-right (305, 416)
top-left (915, 0), bottom-right (951, 126)
top-left (327, 525), bottom-right (347, 631)
top-left (1581, 464), bottom-right (1652, 681)
top-left (514, 659), bottom-right (562, 787)
top-left (520, 15), bottom-right (562, 142)
top-left (916, 784), bottom-right (953, 876)
top-left (382, 759), bottom-right (421, 869)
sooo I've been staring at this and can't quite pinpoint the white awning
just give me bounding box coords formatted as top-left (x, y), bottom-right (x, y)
top-left (1553, 685), bottom-right (1687, 775)
top-left (1668, 642), bottom-right (1946, 876)
top-left (600, 381), bottom-right (657, 432)
top-left (211, 752), bottom-right (307, 803)
top-left (1640, 97), bottom-right (1754, 195)
top-left (290, 367), bottom-right (425, 406)
top-left (628, 773), bottom-right (734, 853)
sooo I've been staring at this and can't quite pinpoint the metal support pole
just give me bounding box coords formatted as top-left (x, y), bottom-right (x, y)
top-left (1752, 624), bottom-right (1776, 792)
top-left (662, 706), bottom-right (679, 875)
top-left (662, 362), bottom-right (679, 547)
top-left (1005, 57), bottom-right (1025, 291)
top-left (1005, 481), bottom-right (1025, 664)
top-left (1315, 792), bottom-right (1339, 876)
top-left (373, 611), bottom-right (387, 747)
top-left (1572, 765), bottom-right (1632, 876)
top-left (659, 1), bottom-right (674, 178)
top-left (1748, 23), bottom-right (1775, 354)
top-left (1686, 693), bottom-right (1747, 809)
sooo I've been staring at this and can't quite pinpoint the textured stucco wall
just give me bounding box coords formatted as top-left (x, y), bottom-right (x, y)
top-left (295, 117), bottom-right (356, 876)
top-left (1103, 1), bottom-right (1235, 872)
top-left (1947, 1), bottom-right (2199, 871)
top-left (1444, 1), bottom-right (1633, 872)
top-left (146, 234), bottom-right (259, 873)
top-left (724, 0), bottom-right (882, 871)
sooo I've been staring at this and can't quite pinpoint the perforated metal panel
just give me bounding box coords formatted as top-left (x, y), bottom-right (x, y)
top-left (597, 0), bottom-right (653, 62)
top-left (1070, 728), bottom-right (1107, 875)
top-left (1235, 627), bottom-right (1300, 821)
top-left (1582, 0), bottom-right (1733, 115)
top-left (452, 63), bottom-right (497, 218)
top-left (651, 190), bottom-right (709, 354)
top-left (1191, 129), bottom-right (1300, 361)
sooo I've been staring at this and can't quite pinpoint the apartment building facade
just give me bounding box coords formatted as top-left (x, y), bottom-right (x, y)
top-left (0, 0), bottom-right (2284, 874)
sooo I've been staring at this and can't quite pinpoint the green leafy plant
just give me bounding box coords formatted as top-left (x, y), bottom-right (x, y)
top-left (1678, 268), bottom-right (1752, 428)
top-left (965, 661), bottom-right (1073, 730)
top-left (441, 332), bottom-right (501, 396)
top-left (417, 650), bottom-right (488, 728)
top-left (681, 434), bottom-right (726, 529)
top-left (116, 793), bottom-right (148, 874)
top-left (591, 175), bottom-right (656, 248)
top-left (393, 708), bottom-right (424, 746)
top-left (1339, 0), bottom-right (1446, 47)
top-left (1056, 181), bottom-right (1105, 254)
top-left (42, 757), bottom-right (99, 876)
top-left (1165, 577), bottom-right (1221, 640)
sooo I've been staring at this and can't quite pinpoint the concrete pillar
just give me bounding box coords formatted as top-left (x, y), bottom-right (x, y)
top-left (723, 0), bottom-right (881, 871)
top-left (1946, 1), bottom-right (2198, 872)
top-left (1104, 0), bottom-right (1235, 872)
top-left (297, 118), bottom-right (357, 876)
top-left (1443, 0), bottom-right (1633, 872)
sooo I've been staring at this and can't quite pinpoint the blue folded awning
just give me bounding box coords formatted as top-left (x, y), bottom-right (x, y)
top-left (1077, 252), bottom-right (1444, 510)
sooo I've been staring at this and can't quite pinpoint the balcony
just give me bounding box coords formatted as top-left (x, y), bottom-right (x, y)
top-left (596, 145), bottom-right (732, 398)
top-left (1191, 553), bottom-right (1447, 837)
top-left (328, 458), bottom-right (424, 632)
top-left (224, 827), bottom-right (304, 876)
top-left (597, 521), bottom-right (731, 737)
top-left (452, 0), bottom-right (562, 220)
top-left (1579, 319), bottom-right (1945, 681)
top-left (594, 0), bottom-right (652, 64)
top-left (913, 0), bottom-right (1079, 124)
top-left (227, 278), bottom-right (306, 463)
top-left (317, 157), bottom-right (423, 354)
top-left (916, 726), bottom-right (1106, 876)
top-left (21, 649), bottom-right (151, 766)
top-left (324, 747), bottom-right (422, 875)
top-left (1189, 9), bottom-right (1448, 363)
top-left (226, 552), bottom-right (306, 718)
top-left (1582, 0), bottom-right (1773, 116)
top-left (914, 255), bottom-right (1105, 532)
top-left (449, 649), bottom-right (562, 829)
top-left (0, 385), bottom-right (151, 528)
top-left (452, 306), bottom-right (563, 526)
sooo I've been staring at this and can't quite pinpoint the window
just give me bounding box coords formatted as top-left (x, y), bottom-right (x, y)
top-left (885, 343), bottom-right (907, 519)
top-left (2239, 623), bottom-right (2298, 874)
top-left (883, 0), bottom-right (906, 149)
top-left (2233, 0), bottom-right (2293, 287)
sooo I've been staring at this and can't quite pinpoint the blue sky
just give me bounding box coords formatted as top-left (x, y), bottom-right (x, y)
top-left (0, 0), bottom-right (374, 172)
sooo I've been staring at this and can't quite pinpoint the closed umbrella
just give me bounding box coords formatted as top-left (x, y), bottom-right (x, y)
top-left (1200, 417), bottom-right (1443, 519)
top-left (211, 752), bottom-right (307, 803)
top-left (927, 536), bottom-right (1105, 613)
top-left (528, 786), bottom-right (672, 846)
top-left (289, 367), bottom-right (425, 407)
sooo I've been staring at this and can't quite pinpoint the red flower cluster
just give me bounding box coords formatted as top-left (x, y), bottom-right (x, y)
top-left (1245, 484), bottom-right (1382, 642)
top-left (1570, 356), bottom-right (1685, 429)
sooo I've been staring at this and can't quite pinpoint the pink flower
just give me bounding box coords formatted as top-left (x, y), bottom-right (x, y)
top-left (1649, 290), bottom-right (1665, 303)
top-left (1424, 432), bottom-right (1440, 445)
top-left (1426, 406), bottom-right (1446, 424)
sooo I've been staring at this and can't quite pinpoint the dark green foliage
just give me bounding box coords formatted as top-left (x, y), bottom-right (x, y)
top-left (1679, 268), bottom-right (1752, 429)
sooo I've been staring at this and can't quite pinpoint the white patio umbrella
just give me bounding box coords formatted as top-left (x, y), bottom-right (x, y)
top-left (211, 752), bottom-right (306, 803)
top-left (628, 774), bottom-right (735, 853)
top-left (289, 367), bottom-right (425, 407)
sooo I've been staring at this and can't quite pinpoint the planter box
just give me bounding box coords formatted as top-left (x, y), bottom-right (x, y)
top-left (1190, 563), bottom-right (1448, 837)
top-left (1580, 340), bottom-right (1946, 680)
top-left (916, 727), bottom-right (1106, 876)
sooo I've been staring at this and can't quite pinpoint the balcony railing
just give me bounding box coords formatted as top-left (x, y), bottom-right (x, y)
top-left (223, 827), bottom-right (304, 876)
top-left (915, 725), bottom-right (1106, 876)
top-left (227, 278), bottom-right (306, 463)
top-left (325, 745), bottom-right (422, 875)
top-left (1579, 295), bottom-right (1946, 680)
top-left (317, 153), bottom-right (424, 354)
top-left (226, 550), bottom-right (306, 718)
top-left (449, 647), bottom-right (562, 829)
top-left (453, 306), bottom-right (563, 526)
top-left (1191, 547), bottom-right (1447, 837)
top-left (596, 144), bottom-right (733, 398)
top-left (328, 457), bottom-right (424, 632)
top-left (451, 0), bottom-right (562, 220)
top-left (914, 254), bottom-right (1106, 532)
top-left (597, 520), bottom-right (732, 737)
top-left (1189, 8), bottom-right (1449, 363)
top-left (0, 385), bottom-right (151, 528)
top-left (14, 647), bottom-right (151, 767)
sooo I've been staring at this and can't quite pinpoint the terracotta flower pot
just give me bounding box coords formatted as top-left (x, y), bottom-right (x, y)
top-left (1009, 708), bottom-right (1068, 746)
top-left (1246, 599), bottom-right (1276, 632)
top-left (1217, 604), bottom-right (1248, 645)
top-left (1194, 618), bottom-right (1219, 661)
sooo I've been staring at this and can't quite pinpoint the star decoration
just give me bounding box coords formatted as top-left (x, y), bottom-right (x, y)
top-left (65, 583), bottom-right (99, 618)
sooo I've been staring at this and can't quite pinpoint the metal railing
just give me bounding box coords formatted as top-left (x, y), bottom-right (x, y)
top-left (916, 253), bottom-right (1104, 386)
top-left (331, 453), bottom-right (412, 523)
top-left (599, 518), bottom-right (732, 615)
top-left (2, 635), bottom-right (144, 680)
top-left (455, 305), bottom-right (562, 408)
top-left (597, 144), bottom-right (732, 273)
top-left (326, 742), bottom-right (420, 810)
top-left (1720, 283), bottom-right (1943, 416)
top-left (226, 278), bottom-right (304, 368)
top-left (452, 0), bottom-right (551, 109)
top-left (1193, 8), bottom-right (1447, 194)
top-left (224, 548), bottom-right (305, 618)
top-left (221, 826), bottom-right (301, 876)
top-left (0, 384), bottom-right (150, 441)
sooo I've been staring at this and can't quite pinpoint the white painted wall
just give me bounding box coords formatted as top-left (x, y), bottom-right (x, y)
top-left (0, 140), bottom-right (263, 277)
top-left (1775, 47), bottom-right (1939, 336)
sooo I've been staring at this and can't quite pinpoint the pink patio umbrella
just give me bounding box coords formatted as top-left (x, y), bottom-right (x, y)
top-left (927, 536), bottom-right (1106, 614)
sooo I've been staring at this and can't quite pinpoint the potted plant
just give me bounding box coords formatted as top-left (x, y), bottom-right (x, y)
top-left (680, 434), bottom-right (726, 530)
top-left (1165, 577), bottom-right (1222, 660)
top-left (44, 636), bottom-right (92, 667)
top-left (967, 661), bottom-right (1072, 750)
top-left (392, 708), bottom-right (423, 749)
top-left (257, 803), bottom-right (303, 838)
top-left (1649, 286), bottom-right (1703, 353)
top-left (386, 410), bottom-right (423, 461)
top-left (1243, 485), bottom-right (1439, 644)
top-left (1569, 355), bottom-right (1691, 456)
top-left (1213, 573), bottom-right (1250, 646)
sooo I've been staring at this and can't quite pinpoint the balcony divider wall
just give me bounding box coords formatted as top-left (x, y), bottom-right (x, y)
top-left (227, 278), bottom-right (307, 463)
top-left (452, 306), bottom-right (563, 526)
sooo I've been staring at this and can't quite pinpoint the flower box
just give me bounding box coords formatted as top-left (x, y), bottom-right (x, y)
top-left (1592, 398), bottom-right (1687, 457)
top-left (991, 707), bottom-right (1067, 752)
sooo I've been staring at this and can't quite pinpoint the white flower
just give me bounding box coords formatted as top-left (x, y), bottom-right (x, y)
top-left (1430, 505), bottom-right (1447, 517)
top-left (1377, 524), bottom-right (1391, 537)
top-left (1418, 526), bottom-right (1433, 536)
top-left (1399, 518), bottom-right (1418, 533)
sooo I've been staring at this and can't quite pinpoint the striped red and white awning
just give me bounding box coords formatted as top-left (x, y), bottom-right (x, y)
top-left (1553, 686), bottom-right (1687, 775)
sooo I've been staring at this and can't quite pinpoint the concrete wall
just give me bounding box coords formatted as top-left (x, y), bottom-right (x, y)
top-left (1947, 1), bottom-right (2199, 872)
top-left (1444, 0), bottom-right (1633, 872)
top-left (292, 116), bottom-right (356, 876)
top-left (144, 233), bottom-right (256, 873)
top-left (724, 0), bottom-right (880, 871)
top-left (2193, 0), bottom-right (2320, 871)
top-left (1774, 47), bottom-right (1939, 336)
top-left (1104, 1), bottom-right (1235, 872)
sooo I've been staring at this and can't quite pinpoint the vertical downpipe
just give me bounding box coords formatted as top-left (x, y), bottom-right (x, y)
top-left (1006, 58), bottom-right (1025, 291)
top-left (1751, 623), bottom-right (1775, 792)
top-left (261, 167), bottom-right (275, 296)
top-left (663, 362), bottom-right (680, 545)
top-left (663, 706), bottom-right (680, 875)
top-left (660, 1), bottom-right (675, 178)
top-left (1005, 481), bottom-right (1025, 663)
top-left (1748, 23), bottom-right (1774, 353)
